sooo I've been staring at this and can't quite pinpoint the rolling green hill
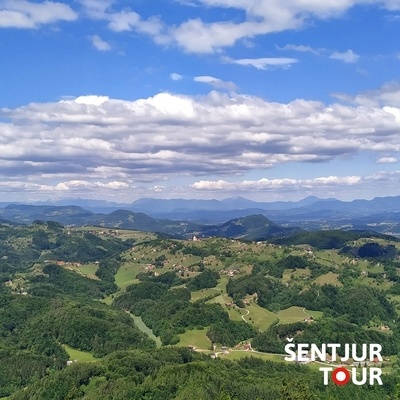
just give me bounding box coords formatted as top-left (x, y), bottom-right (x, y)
top-left (2, 223), bottom-right (400, 398)
top-left (199, 214), bottom-right (301, 240)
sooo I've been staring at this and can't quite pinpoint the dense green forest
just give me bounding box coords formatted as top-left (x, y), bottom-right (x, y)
top-left (113, 280), bottom-right (230, 345)
top-left (2, 222), bottom-right (400, 398)
top-left (8, 348), bottom-right (400, 400)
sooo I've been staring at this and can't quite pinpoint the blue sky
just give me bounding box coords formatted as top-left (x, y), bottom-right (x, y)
top-left (1, 0), bottom-right (400, 203)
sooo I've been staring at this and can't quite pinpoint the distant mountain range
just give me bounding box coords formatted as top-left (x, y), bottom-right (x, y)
top-left (26, 194), bottom-right (400, 217)
top-left (0, 204), bottom-right (198, 237)
top-left (0, 205), bottom-right (298, 240)
top-left (197, 214), bottom-right (300, 240)
top-left (1, 195), bottom-right (400, 236)
top-left (29, 195), bottom-right (331, 215)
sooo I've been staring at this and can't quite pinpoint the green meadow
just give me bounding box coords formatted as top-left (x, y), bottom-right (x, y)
top-left (63, 344), bottom-right (96, 362)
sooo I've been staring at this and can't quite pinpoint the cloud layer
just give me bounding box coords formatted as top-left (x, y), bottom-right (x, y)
top-left (0, 0), bottom-right (77, 28)
top-left (2, 0), bottom-right (400, 56)
top-left (1, 86), bottom-right (400, 199)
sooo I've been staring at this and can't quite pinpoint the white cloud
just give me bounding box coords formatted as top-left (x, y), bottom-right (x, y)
top-left (107, 10), bottom-right (140, 32)
top-left (191, 175), bottom-right (362, 191)
top-left (79, 0), bottom-right (113, 21)
top-left (90, 35), bottom-right (111, 51)
top-left (76, 1), bottom-right (400, 54)
top-left (1, 90), bottom-right (400, 200)
top-left (170, 19), bottom-right (271, 53)
top-left (170, 73), bottom-right (183, 81)
top-left (194, 75), bottom-right (237, 90)
top-left (54, 180), bottom-right (129, 191)
top-left (73, 95), bottom-right (109, 106)
top-left (334, 82), bottom-right (400, 107)
top-left (330, 49), bottom-right (360, 63)
top-left (277, 44), bottom-right (319, 54)
top-left (0, 0), bottom-right (77, 29)
top-left (376, 156), bottom-right (398, 163)
top-left (382, 0), bottom-right (400, 10)
top-left (105, 10), bottom-right (166, 40)
top-left (188, 171), bottom-right (400, 200)
top-left (224, 56), bottom-right (298, 70)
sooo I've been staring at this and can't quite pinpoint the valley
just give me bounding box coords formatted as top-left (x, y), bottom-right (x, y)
top-left (1, 219), bottom-right (400, 399)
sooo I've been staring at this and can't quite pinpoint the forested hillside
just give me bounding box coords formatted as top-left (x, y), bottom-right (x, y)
top-left (2, 222), bottom-right (400, 398)
top-left (8, 348), bottom-right (399, 400)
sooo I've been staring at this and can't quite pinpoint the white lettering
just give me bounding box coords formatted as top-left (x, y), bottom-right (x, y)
top-left (352, 367), bottom-right (367, 385)
top-left (284, 343), bottom-right (296, 361)
top-left (369, 344), bottom-right (383, 362)
top-left (369, 368), bottom-right (383, 385)
top-left (352, 344), bottom-right (368, 362)
top-left (341, 344), bottom-right (350, 362)
top-left (327, 343), bottom-right (340, 362)
top-left (319, 367), bottom-right (332, 385)
top-left (297, 343), bottom-right (309, 361)
top-left (310, 343), bottom-right (325, 361)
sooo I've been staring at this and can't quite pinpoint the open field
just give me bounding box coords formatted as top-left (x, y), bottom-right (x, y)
top-left (72, 226), bottom-right (156, 242)
top-left (77, 263), bottom-right (99, 278)
top-left (277, 307), bottom-right (322, 324)
top-left (190, 287), bottom-right (221, 302)
top-left (130, 314), bottom-right (162, 348)
top-left (114, 263), bottom-right (141, 290)
top-left (314, 250), bottom-right (345, 267)
top-left (244, 303), bottom-right (278, 331)
top-left (207, 294), bottom-right (244, 322)
top-left (365, 263), bottom-right (385, 273)
top-left (313, 272), bottom-right (342, 286)
top-left (282, 268), bottom-right (311, 283)
top-left (207, 294), bottom-right (279, 331)
top-left (221, 350), bottom-right (284, 362)
top-left (63, 344), bottom-right (96, 362)
top-left (178, 328), bottom-right (211, 350)
top-left (62, 263), bottom-right (99, 280)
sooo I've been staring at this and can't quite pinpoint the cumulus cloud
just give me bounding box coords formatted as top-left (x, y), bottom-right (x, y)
top-left (194, 75), bottom-right (237, 90)
top-left (277, 44), bottom-right (319, 54)
top-left (73, 95), bottom-right (110, 106)
top-left (189, 171), bottom-right (400, 199)
top-left (90, 34), bottom-right (111, 51)
top-left (76, 1), bottom-right (400, 54)
top-left (170, 73), bottom-right (183, 81)
top-left (191, 175), bottom-right (362, 191)
top-left (330, 49), bottom-right (360, 63)
top-left (5, 0), bottom-right (390, 57)
top-left (334, 82), bottom-right (400, 107)
top-left (79, 1), bottom-right (167, 41)
top-left (376, 156), bottom-right (398, 163)
top-left (1, 90), bottom-right (400, 199)
top-left (54, 180), bottom-right (129, 191)
top-left (0, 0), bottom-right (78, 28)
top-left (224, 56), bottom-right (298, 70)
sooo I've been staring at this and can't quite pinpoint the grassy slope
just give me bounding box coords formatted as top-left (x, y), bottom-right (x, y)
top-left (63, 345), bottom-right (96, 362)
top-left (105, 232), bottom-right (399, 362)
top-left (129, 314), bottom-right (162, 348)
top-left (277, 307), bottom-right (323, 324)
top-left (177, 328), bottom-right (211, 350)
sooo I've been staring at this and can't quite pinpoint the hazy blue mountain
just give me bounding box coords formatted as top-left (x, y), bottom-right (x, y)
top-left (198, 214), bottom-right (301, 240)
top-left (0, 204), bottom-right (93, 224)
top-left (307, 196), bottom-right (400, 213)
top-left (87, 209), bottom-right (199, 235)
top-left (130, 197), bottom-right (227, 212)
top-left (0, 204), bottom-right (198, 236)
top-left (1, 195), bottom-right (400, 236)
top-left (18, 194), bottom-right (400, 218)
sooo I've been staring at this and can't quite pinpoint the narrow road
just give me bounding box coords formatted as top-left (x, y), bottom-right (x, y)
top-left (302, 308), bottom-right (311, 318)
top-left (241, 308), bottom-right (250, 323)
